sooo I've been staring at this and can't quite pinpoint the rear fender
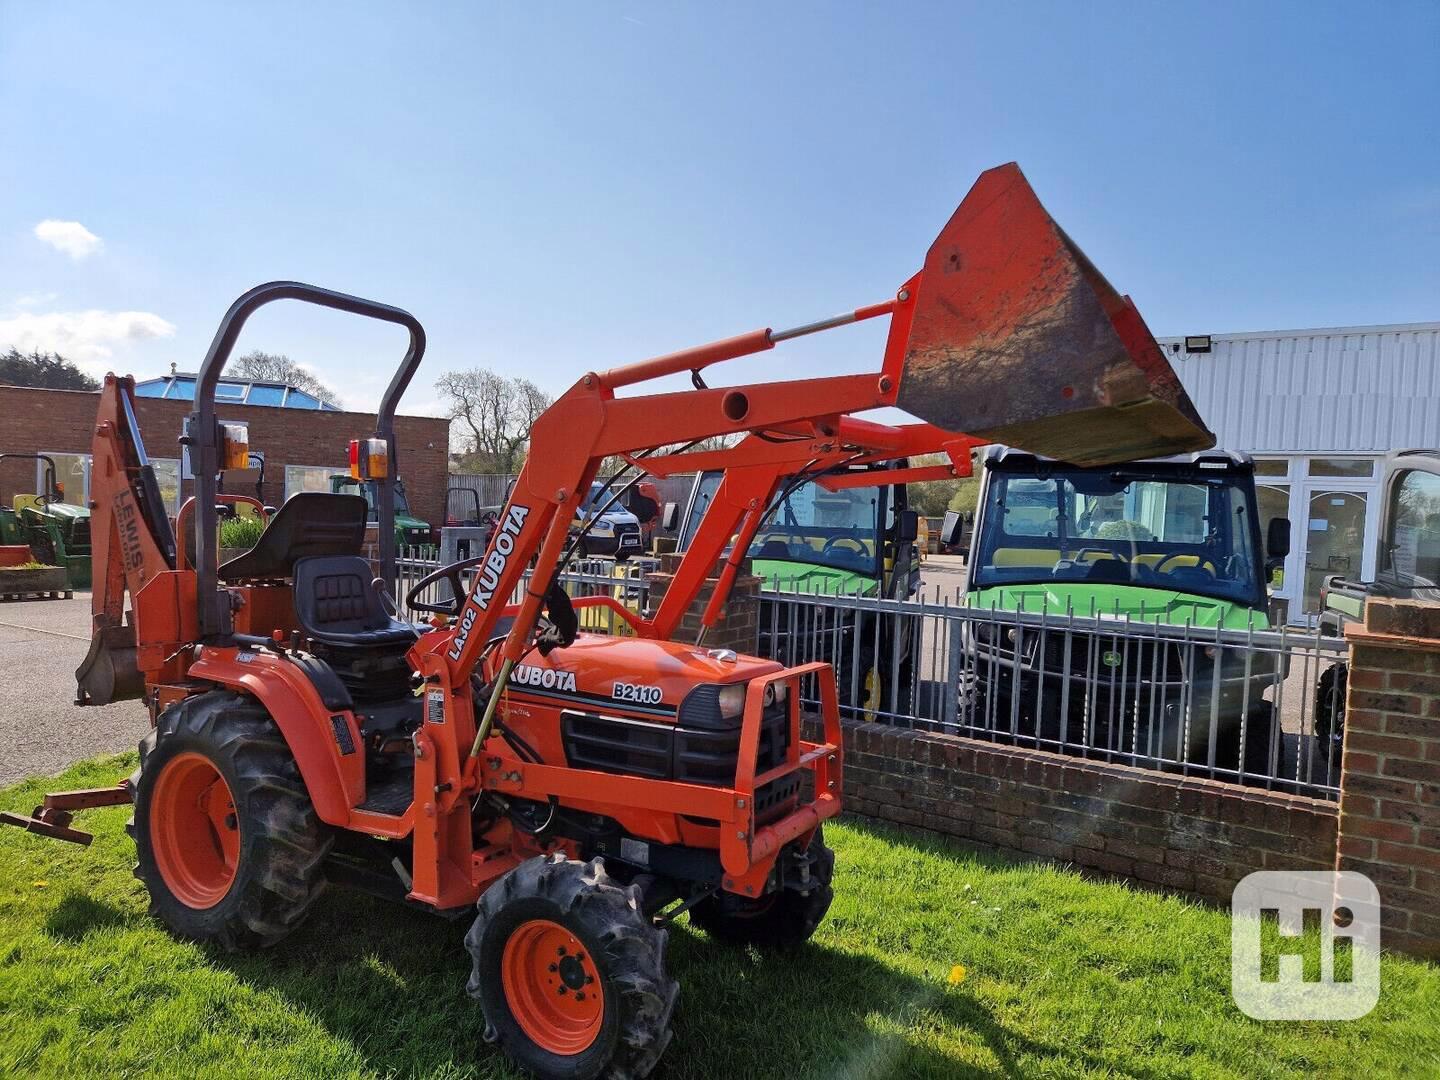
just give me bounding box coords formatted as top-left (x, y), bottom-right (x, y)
top-left (187, 648), bottom-right (365, 825)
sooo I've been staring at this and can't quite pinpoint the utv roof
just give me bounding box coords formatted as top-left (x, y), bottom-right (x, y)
top-left (982, 446), bottom-right (1253, 470)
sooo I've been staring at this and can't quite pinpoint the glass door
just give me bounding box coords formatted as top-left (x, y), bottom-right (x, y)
top-left (1300, 488), bottom-right (1373, 615)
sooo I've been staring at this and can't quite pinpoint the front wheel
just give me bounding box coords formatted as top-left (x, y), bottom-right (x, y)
top-left (131, 691), bottom-right (331, 950)
top-left (467, 855), bottom-right (677, 1080)
top-left (689, 828), bottom-right (835, 949)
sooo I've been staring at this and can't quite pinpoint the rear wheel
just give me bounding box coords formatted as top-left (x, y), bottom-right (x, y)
top-left (130, 691), bottom-right (331, 950)
top-left (689, 828), bottom-right (835, 949)
top-left (467, 854), bottom-right (677, 1080)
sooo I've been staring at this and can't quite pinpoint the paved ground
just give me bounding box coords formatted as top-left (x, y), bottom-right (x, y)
top-left (0, 593), bottom-right (148, 785)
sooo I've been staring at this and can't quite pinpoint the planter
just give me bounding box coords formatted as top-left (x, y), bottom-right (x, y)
top-left (0, 565), bottom-right (70, 598)
top-left (219, 547), bottom-right (252, 566)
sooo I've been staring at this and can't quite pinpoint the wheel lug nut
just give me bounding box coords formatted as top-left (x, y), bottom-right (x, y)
top-left (557, 986), bottom-right (567, 995)
top-left (549, 963), bottom-right (558, 972)
top-left (575, 991), bottom-right (586, 1001)
top-left (557, 946), bottom-right (566, 956)
top-left (584, 974), bottom-right (594, 985)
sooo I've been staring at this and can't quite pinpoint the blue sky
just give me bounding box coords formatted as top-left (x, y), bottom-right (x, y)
top-left (2, 2), bottom-right (1436, 418)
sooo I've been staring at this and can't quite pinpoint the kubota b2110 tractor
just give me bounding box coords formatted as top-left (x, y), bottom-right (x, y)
top-left (3, 164), bottom-right (1212, 1080)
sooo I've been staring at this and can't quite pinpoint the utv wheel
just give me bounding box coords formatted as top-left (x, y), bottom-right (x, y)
top-left (467, 854), bottom-right (677, 1080)
top-left (1315, 663), bottom-right (1347, 766)
top-left (689, 828), bottom-right (835, 949)
top-left (130, 691), bottom-right (331, 950)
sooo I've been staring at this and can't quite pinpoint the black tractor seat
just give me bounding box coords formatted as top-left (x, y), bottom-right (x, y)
top-left (219, 492), bottom-right (368, 582)
top-left (294, 555), bottom-right (419, 649)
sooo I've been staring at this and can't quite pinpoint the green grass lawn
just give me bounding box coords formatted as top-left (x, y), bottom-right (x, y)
top-left (2, 754), bottom-right (1437, 1079)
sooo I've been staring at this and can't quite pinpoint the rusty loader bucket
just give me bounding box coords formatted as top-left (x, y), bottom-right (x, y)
top-left (897, 162), bottom-right (1214, 466)
top-left (74, 616), bottom-right (144, 706)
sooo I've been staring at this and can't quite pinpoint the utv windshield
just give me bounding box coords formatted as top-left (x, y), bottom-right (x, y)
top-left (682, 472), bottom-right (884, 577)
top-left (972, 463), bottom-right (1264, 608)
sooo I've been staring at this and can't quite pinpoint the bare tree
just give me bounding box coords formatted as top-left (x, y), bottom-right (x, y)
top-left (438, 367), bottom-right (553, 474)
top-left (230, 350), bottom-right (338, 406)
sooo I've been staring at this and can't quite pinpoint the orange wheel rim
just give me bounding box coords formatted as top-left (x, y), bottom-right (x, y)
top-left (149, 752), bottom-right (239, 909)
top-left (501, 919), bottom-right (604, 1055)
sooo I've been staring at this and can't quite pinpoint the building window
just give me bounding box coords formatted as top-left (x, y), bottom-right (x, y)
top-left (215, 381), bottom-right (247, 402)
top-left (1307, 457), bottom-right (1375, 479)
top-left (285, 465), bottom-right (342, 500)
top-left (1253, 459), bottom-right (1289, 478)
top-left (40, 453), bottom-right (91, 506)
top-left (151, 458), bottom-right (182, 514)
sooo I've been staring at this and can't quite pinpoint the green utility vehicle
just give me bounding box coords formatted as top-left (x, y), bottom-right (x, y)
top-left (953, 447), bottom-right (1290, 766)
top-left (677, 463), bottom-right (922, 715)
top-left (329, 474), bottom-right (434, 550)
top-left (1315, 449), bottom-right (1440, 761)
top-left (0, 454), bottom-right (91, 588)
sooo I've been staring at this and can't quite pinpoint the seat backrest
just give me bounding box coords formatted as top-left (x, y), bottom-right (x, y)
top-left (293, 555), bottom-right (393, 635)
top-left (219, 493), bottom-right (366, 581)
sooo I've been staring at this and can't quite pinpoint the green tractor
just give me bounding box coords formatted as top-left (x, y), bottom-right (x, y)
top-left (676, 462), bottom-right (924, 717)
top-left (951, 447), bottom-right (1291, 770)
top-left (0, 454), bottom-right (91, 588)
top-left (329, 473), bottom-right (435, 551)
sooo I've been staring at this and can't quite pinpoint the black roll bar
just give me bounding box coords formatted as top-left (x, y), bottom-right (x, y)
top-left (187, 281), bottom-right (425, 641)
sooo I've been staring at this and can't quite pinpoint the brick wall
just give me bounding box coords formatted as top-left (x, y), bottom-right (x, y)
top-left (645, 552), bottom-right (759, 655)
top-left (1336, 599), bottom-right (1440, 959)
top-left (830, 719), bottom-right (1339, 903)
top-left (0, 385), bottom-right (450, 528)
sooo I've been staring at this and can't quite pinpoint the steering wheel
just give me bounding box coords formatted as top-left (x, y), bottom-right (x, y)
top-left (1152, 552), bottom-right (1211, 576)
top-left (821, 536), bottom-right (866, 557)
top-left (407, 554), bottom-right (486, 616)
top-left (1071, 547), bottom-right (1129, 564)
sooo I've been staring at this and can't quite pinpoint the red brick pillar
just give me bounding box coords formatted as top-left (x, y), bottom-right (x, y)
top-left (1336, 598), bottom-right (1440, 959)
top-left (645, 553), bottom-right (759, 654)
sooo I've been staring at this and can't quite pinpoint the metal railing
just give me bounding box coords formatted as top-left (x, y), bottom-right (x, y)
top-left (393, 548), bottom-right (1345, 800)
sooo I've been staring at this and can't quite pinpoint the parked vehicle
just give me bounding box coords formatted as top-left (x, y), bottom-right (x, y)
top-left (571, 480), bottom-right (644, 559)
top-left (0, 453), bottom-right (91, 587)
top-left (676, 462), bottom-right (928, 717)
top-left (330, 473), bottom-right (434, 548)
top-left (1315, 450), bottom-right (1440, 761)
top-left (953, 447), bottom-right (1291, 768)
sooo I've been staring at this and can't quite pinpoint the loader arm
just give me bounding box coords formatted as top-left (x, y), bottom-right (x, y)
top-left (433, 163), bottom-right (1214, 734)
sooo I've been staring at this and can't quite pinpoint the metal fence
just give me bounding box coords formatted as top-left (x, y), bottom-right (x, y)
top-left (394, 549), bottom-right (1345, 800)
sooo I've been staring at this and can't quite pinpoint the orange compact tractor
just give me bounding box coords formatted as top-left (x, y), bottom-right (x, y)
top-left (3, 164), bottom-right (1211, 1079)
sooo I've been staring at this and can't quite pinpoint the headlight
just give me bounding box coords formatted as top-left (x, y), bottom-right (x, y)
top-left (763, 681), bottom-right (788, 707)
top-left (589, 520), bottom-right (615, 535)
top-left (717, 683), bottom-right (746, 720)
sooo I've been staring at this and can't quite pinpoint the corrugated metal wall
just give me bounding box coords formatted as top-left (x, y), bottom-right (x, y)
top-left (1161, 322), bottom-right (1440, 454)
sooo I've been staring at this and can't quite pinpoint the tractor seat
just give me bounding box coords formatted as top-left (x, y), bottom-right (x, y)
top-left (219, 492), bottom-right (367, 582)
top-left (293, 555), bottom-right (419, 649)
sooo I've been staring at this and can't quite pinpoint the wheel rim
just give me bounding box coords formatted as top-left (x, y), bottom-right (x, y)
top-left (501, 919), bottom-right (604, 1055)
top-left (149, 751), bottom-right (239, 909)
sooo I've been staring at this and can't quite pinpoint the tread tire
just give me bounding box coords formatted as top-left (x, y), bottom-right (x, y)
top-left (466, 853), bottom-right (677, 1080)
top-left (129, 690), bottom-right (331, 951)
top-left (689, 829), bottom-right (835, 949)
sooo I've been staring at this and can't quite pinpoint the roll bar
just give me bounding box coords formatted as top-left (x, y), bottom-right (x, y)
top-left (187, 281), bottom-right (426, 641)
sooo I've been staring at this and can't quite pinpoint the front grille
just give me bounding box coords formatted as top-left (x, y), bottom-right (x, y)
top-left (561, 699), bottom-right (794, 818)
top-left (617, 529), bottom-right (641, 549)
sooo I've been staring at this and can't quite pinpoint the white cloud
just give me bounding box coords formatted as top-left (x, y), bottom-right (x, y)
top-left (11, 291), bottom-right (59, 310)
top-left (34, 220), bottom-right (104, 260)
top-left (0, 308), bottom-right (176, 373)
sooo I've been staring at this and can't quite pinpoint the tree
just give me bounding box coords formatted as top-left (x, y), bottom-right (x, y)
top-left (230, 350), bottom-right (338, 406)
top-left (0, 347), bottom-right (98, 391)
top-left (437, 367), bottom-right (553, 474)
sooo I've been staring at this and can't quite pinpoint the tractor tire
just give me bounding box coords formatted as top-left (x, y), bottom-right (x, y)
top-left (689, 828), bottom-right (835, 949)
top-left (466, 853), bottom-right (677, 1080)
top-left (1315, 663), bottom-right (1347, 767)
top-left (129, 691), bottom-right (331, 951)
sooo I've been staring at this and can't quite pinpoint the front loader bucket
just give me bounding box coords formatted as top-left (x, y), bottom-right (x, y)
top-left (896, 162), bottom-right (1214, 466)
top-left (74, 619), bottom-right (143, 706)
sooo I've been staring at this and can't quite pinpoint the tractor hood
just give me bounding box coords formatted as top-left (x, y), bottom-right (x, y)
top-left (968, 583), bottom-right (1266, 631)
top-left (505, 632), bottom-right (782, 720)
top-left (35, 502), bottom-right (88, 522)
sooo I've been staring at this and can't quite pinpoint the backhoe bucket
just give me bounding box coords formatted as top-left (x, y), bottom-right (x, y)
top-left (896, 162), bottom-right (1214, 466)
top-left (74, 619), bottom-right (143, 706)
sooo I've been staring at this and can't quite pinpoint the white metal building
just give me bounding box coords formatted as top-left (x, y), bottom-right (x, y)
top-left (1160, 320), bottom-right (1440, 623)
